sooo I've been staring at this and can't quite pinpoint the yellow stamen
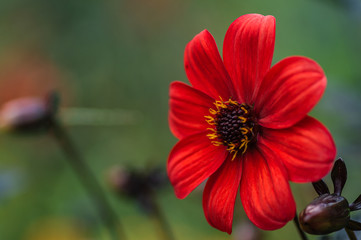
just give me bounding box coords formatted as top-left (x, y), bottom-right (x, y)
top-left (241, 106), bottom-right (248, 114)
top-left (240, 127), bottom-right (249, 134)
top-left (209, 108), bottom-right (217, 115)
top-left (204, 97), bottom-right (255, 160)
top-left (211, 141), bottom-right (223, 146)
top-left (242, 142), bottom-right (249, 154)
top-left (230, 150), bottom-right (238, 161)
top-left (240, 136), bottom-right (250, 154)
top-left (214, 100), bottom-right (226, 110)
top-left (207, 133), bottom-right (219, 140)
top-left (227, 143), bottom-right (237, 151)
top-left (239, 116), bottom-right (247, 123)
top-left (204, 116), bottom-right (215, 125)
top-left (228, 99), bottom-right (239, 105)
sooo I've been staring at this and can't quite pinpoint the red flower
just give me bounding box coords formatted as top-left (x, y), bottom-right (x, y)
top-left (167, 14), bottom-right (337, 234)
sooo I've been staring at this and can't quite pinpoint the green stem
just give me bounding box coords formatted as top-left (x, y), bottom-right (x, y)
top-left (50, 119), bottom-right (126, 240)
top-left (293, 214), bottom-right (308, 240)
top-left (345, 228), bottom-right (357, 240)
top-left (149, 193), bottom-right (175, 240)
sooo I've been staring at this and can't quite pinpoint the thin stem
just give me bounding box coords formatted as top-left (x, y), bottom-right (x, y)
top-left (293, 214), bottom-right (308, 240)
top-left (50, 119), bottom-right (126, 240)
top-left (149, 193), bottom-right (175, 240)
top-left (345, 228), bottom-right (357, 240)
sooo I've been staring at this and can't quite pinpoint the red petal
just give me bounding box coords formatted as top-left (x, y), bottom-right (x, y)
top-left (223, 14), bottom-right (275, 103)
top-left (261, 116), bottom-right (336, 182)
top-left (169, 81), bottom-right (214, 139)
top-left (167, 132), bottom-right (228, 199)
top-left (255, 56), bottom-right (327, 129)
top-left (184, 30), bottom-right (233, 100)
top-left (240, 146), bottom-right (295, 230)
top-left (203, 156), bottom-right (242, 234)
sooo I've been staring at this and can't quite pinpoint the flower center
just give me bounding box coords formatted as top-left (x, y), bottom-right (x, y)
top-left (205, 98), bottom-right (257, 159)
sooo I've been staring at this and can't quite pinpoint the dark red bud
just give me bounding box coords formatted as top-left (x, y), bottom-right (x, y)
top-left (0, 97), bottom-right (53, 132)
top-left (107, 166), bottom-right (131, 194)
top-left (299, 194), bottom-right (350, 235)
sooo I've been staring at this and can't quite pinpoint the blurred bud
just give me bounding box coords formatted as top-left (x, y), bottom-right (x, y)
top-left (0, 97), bottom-right (51, 132)
top-left (0, 93), bottom-right (58, 133)
top-left (107, 165), bottom-right (167, 214)
top-left (299, 193), bottom-right (350, 234)
top-left (107, 166), bottom-right (132, 195)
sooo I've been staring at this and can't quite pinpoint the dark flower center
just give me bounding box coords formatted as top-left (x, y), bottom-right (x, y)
top-left (205, 98), bottom-right (257, 159)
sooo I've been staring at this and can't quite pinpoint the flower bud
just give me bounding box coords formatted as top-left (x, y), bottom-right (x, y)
top-left (0, 97), bottom-right (53, 133)
top-left (107, 165), bottom-right (168, 214)
top-left (299, 193), bottom-right (350, 235)
top-left (107, 166), bottom-right (132, 194)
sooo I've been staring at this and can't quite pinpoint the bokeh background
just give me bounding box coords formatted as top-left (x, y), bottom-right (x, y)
top-left (1, 0), bottom-right (361, 239)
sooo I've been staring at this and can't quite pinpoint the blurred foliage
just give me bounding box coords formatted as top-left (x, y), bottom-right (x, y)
top-left (0, 0), bottom-right (361, 239)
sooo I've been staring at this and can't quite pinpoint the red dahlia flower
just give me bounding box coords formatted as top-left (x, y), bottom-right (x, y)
top-left (167, 14), bottom-right (336, 234)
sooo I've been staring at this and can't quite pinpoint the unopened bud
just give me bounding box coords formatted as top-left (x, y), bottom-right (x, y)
top-left (299, 194), bottom-right (350, 235)
top-left (107, 165), bottom-right (167, 214)
top-left (0, 97), bottom-right (52, 133)
top-left (107, 166), bottom-right (131, 194)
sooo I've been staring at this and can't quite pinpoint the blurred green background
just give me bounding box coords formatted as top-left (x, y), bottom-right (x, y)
top-left (1, 0), bottom-right (361, 239)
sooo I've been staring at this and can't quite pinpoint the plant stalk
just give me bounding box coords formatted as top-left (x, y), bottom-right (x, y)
top-left (149, 193), bottom-right (175, 240)
top-left (293, 214), bottom-right (308, 240)
top-left (345, 228), bottom-right (357, 240)
top-left (50, 119), bottom-right (126, 240)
